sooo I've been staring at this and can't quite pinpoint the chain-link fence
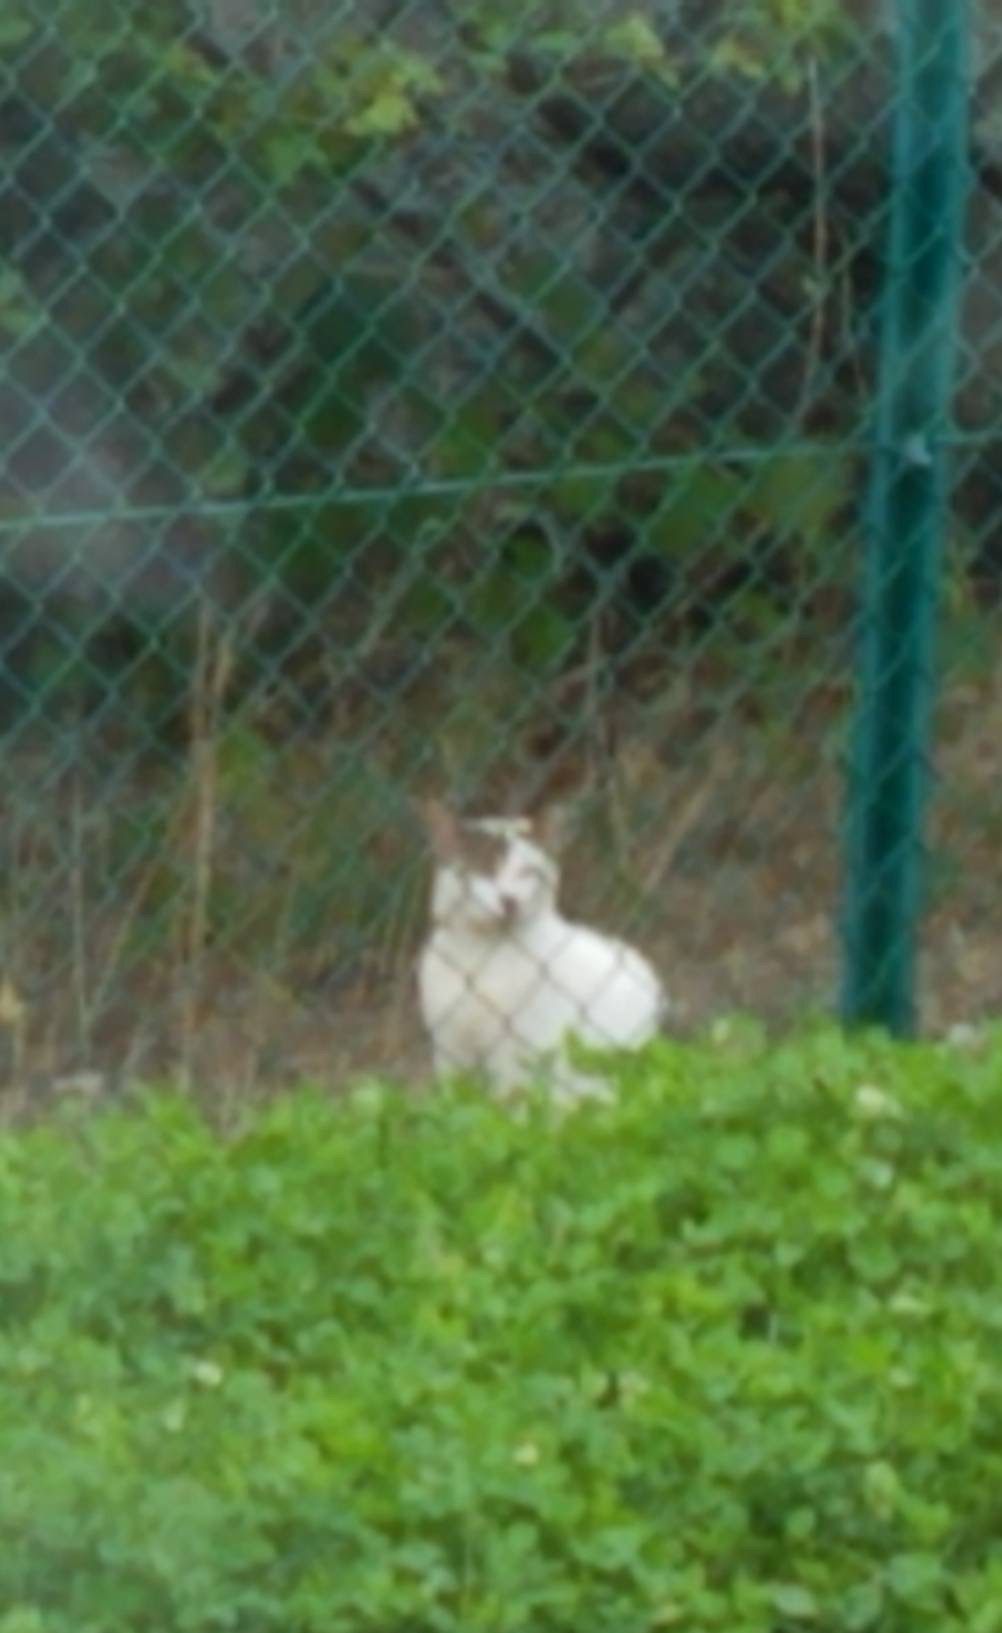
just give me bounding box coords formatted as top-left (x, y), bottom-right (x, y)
top-left (0, 0), bottom-right (995, 1097)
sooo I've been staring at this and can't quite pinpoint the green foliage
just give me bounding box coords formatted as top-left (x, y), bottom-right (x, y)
top-left (3, 1024), bottom-right (1002, 1630)
top-left (707, 0), bottom-right (852, 88)
top-left (0, 0), bottom-right (870, 721)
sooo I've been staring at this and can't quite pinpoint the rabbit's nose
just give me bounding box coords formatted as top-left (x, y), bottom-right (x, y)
top-left (499, 892), bottom-right (520, 920)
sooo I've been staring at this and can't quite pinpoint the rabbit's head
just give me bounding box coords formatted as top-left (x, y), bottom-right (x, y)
top-left (419, 800), bottom-right (565, 934)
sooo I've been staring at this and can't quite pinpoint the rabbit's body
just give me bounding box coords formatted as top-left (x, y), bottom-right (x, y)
top-left (417, 804), bottom-right (666, 1104)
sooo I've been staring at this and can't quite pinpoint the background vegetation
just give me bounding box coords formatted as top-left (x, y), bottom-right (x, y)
top-left (1, 0), bottom-right (883, 694)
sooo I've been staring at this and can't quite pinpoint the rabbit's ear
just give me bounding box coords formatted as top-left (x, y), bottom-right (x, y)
top-left (510, 746), bottom-right (591, 826)
top-left (520, 748), bottom-right (591, 854)
top-left (415, 797), bottom-right (465, 862)
top-left (530, 802), bottom-right (572, 855)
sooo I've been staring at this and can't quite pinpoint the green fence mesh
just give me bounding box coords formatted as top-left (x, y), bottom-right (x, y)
top-left (0, 0), bottom-right (989, 1095)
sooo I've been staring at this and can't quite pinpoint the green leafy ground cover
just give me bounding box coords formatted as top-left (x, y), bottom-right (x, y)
top-left (3, 1023), bottom-right (1002, 1632)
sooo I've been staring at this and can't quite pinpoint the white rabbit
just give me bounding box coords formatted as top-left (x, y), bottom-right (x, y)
top-left (416, 799), bottom-right (667, 1106)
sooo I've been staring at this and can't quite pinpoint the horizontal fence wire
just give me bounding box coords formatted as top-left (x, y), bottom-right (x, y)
top-left (0, 0), bottom-right (997, 1097)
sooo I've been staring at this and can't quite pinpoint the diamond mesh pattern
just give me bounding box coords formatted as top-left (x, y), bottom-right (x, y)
top-left (0, 1), bottom-right (985, 1093)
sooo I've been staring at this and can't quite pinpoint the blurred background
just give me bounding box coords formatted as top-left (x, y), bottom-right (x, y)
top-left (0, 0), bottom-right (1000, 1098)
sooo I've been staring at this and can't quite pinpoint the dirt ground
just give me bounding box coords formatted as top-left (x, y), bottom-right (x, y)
top-left (2, 653), bottom-right (1000, 1112)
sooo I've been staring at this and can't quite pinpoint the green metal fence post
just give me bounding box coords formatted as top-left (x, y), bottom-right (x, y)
top-left (842, 0), bottom-right (971, 1033)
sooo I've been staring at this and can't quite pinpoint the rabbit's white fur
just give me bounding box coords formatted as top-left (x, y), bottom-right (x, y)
top-left (417, 803), bottom-right (666, 1105)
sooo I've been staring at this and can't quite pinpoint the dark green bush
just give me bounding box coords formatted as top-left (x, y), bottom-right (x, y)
top-left (4, 1023), bottom-right (1002, 1632)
